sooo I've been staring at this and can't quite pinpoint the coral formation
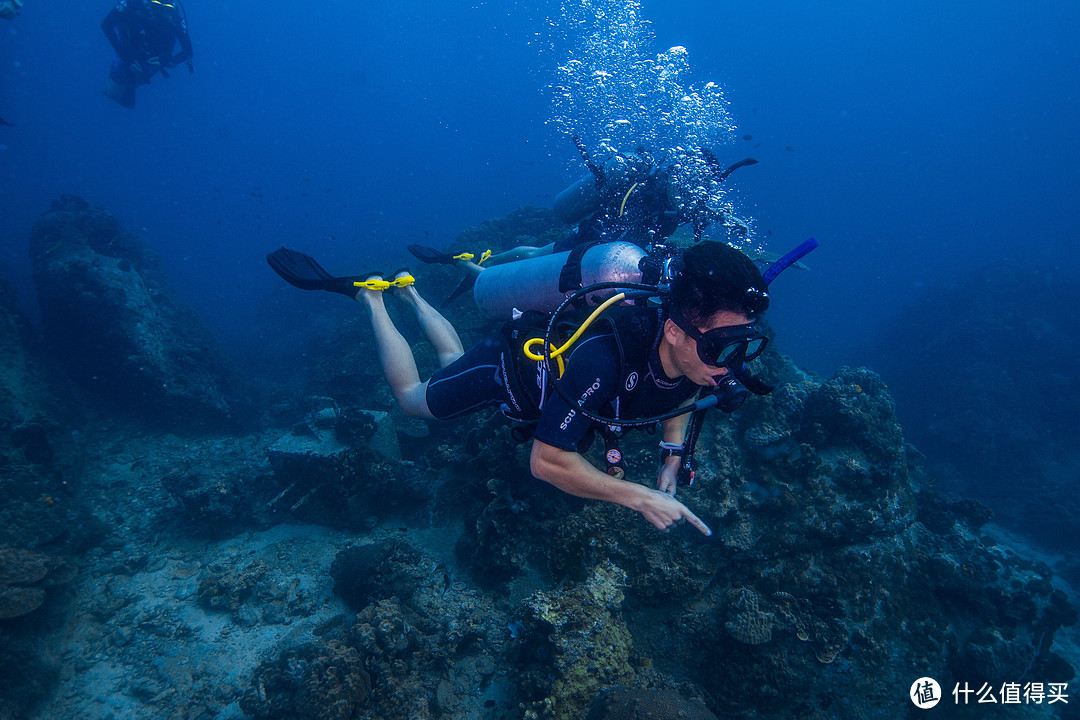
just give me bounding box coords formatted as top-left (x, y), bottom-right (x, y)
top-left (516, 562), bottom-right (636, 719)
top-left (240, 641), bottom-right (371, 720)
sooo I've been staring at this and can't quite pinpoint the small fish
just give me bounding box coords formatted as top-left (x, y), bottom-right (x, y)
top-left (328, 234), bottom-right (337, 242)
top-left (742, 134), bottom-right (752, 141)
top-left (0, 116), bottom-right (14, 128)
top-left (785, 146), bottom-right (794, 152)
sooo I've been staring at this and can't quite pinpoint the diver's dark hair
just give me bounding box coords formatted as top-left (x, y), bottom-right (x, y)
top-left (668, 241), bottom-right (769, 325)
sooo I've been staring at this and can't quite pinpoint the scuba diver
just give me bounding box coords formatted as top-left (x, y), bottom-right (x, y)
top-left (1, 0), bottom-right (26, 127)
top-left (407, 139), bottom-right (757, 304)
top-left (267, 240), bottom-right (780, 536)
top-left (101, 0), bottom-right (193, 108)
top-left (0, 0), bottom-right (24, 20)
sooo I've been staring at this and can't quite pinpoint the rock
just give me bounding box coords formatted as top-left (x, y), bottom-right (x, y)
top-left (0, 546), bottom-right (75, 619)
top-left (329, 540), bottom-right (422, 611)
top-left (241, 641), bottom-right (370, 720)
top-left (27, 195), bottom-right (237, 427)
top-left (0, 586), bottom-right (46, 619)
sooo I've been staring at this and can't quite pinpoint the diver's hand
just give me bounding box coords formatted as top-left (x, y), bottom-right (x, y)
top-left (636, 487), bottom-right (711, 536)
top-left (657, 457), bottom-right (679, 495)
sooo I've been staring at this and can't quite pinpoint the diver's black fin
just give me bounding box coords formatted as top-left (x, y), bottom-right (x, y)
top-left (717, 157), bottom-right (758, 182)
top-left (440, 274), bottom-right (477, 308)
top-left (408, 244), bottom-right (457, 265)
top-left (266, 247), bottom-right (358, 297)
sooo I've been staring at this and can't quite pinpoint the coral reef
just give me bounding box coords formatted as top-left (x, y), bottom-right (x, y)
top-left (1, 202), bottom-right (1076, 720)
top-left (515, 562), bottom-right (636, 720)
top-left (240, 641), bottom-right (371, 720)
top-left (330, 540), bottom-right (423, 611)
top-left (247, 534), bottom-right (512, 720)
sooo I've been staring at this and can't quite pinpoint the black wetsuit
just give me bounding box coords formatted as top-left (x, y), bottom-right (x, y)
top-left (102, 0), bottom-right (192, 106)
top-left (425, 308), bottom-right (698, 451)
top-left (553, 155), bottom-right (682, 253)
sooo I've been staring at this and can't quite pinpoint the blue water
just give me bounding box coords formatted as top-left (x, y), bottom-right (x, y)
top-left (2, 0), bottom-right (1078, 373)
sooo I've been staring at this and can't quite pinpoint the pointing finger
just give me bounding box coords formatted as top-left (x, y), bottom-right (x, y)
top-left (683, 508), bottom-right (711, 537)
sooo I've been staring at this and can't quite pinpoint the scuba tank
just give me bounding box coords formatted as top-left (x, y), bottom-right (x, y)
top-left (473, 241), bottom-right (647, 320)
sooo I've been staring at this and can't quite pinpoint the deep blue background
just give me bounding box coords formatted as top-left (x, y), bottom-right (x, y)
top-left (2, 0), bottom-right (1078, 375)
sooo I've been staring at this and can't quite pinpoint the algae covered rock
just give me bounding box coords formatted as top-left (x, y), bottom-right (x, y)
top-left (241, 640), bottom-right (371, 720)
top-left (28, 195), bottom-right (237, 427)
top-left (515, 561), bottom-right (636, 720)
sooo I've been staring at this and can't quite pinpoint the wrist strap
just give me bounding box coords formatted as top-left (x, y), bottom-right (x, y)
top-left (660, 442), bottom-right (684, 461)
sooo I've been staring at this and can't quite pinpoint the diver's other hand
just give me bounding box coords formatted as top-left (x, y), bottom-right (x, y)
top-left (636, 487), bottom-right (710, 536)
top-left (657, 459), bottom-right (679, 495)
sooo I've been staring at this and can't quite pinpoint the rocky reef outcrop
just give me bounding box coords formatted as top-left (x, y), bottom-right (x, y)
top-left (0, 278), bottom-right (67, 469)
top-left (243, 323), bottom-right (1076, 719)
top-left (28, 195), bottom-right (239, 428)
top-left (2, 202), bottom-right (1075, 720)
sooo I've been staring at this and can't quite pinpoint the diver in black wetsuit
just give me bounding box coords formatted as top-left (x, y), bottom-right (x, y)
top-left (0, 0), bottom-right (24, 20)
top-left (406, 143), bottom-right (756, 306)
top-left (267, 241), bottom-right (771, 536)
top-left (101, 0), bottom-right (193, 108)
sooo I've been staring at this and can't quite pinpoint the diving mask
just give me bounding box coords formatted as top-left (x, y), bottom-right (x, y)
top-left (668, 308), bottom-right (768, 369)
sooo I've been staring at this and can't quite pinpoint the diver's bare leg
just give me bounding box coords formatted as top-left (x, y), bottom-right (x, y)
top-left (452, 242), bottom-right (556, 277)
top-left (394, 284), bottom-right (464, 368)
top-left (357, 288), bottom-right (435, 418)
